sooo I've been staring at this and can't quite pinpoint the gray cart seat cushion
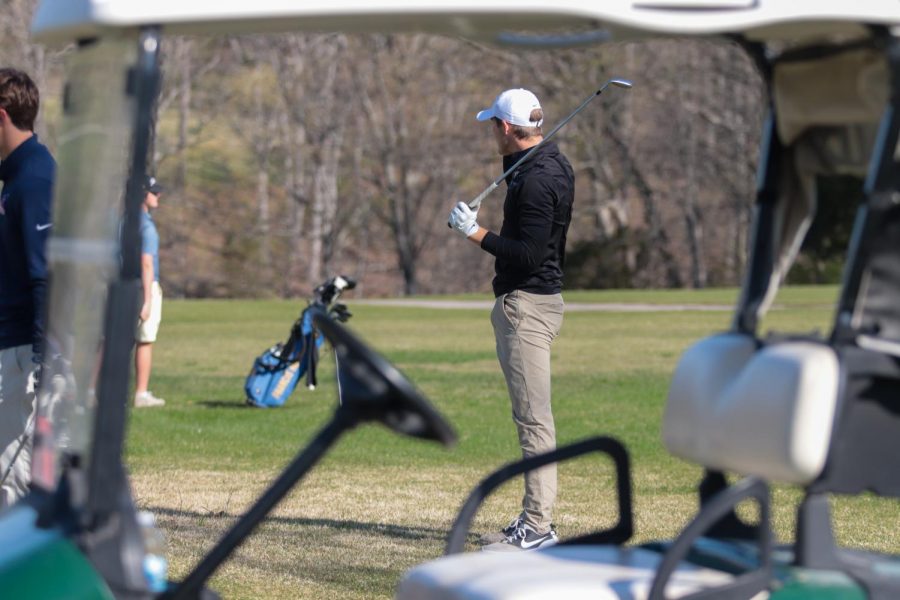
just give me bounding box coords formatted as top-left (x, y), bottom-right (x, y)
top-left (664, 333), bottom-right (840, 484)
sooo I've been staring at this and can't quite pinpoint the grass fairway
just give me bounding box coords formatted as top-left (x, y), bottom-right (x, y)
top-left (125, 285), bottom-right (898, 599)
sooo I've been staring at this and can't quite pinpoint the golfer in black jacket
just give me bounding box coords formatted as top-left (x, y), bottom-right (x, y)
top-left (449, 88), bottom-right (574, 551)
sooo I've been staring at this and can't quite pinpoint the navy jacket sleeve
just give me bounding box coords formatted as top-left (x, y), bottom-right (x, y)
top-left (480, 176), bottom-right (555, 269)
top-left (19, 175), bottom-right (53, 358)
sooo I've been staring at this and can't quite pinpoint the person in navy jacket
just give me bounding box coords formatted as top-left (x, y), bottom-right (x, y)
top-left (0, 68), bottom-right (56, 507)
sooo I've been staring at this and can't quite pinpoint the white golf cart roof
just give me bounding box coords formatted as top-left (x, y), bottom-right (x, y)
top-left (31, 0), bottom-right (900, 44)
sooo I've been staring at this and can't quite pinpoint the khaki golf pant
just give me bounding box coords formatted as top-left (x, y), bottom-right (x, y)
top-left (0, 345), bottom-right (37, 509)
top-left (491, 290), bottom-right (564, 534)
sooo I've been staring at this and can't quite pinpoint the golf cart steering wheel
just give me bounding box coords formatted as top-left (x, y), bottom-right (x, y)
top-left (167, 307), bottom-right (456, 600)
top-left (312, 308), bottom-right (457, 446)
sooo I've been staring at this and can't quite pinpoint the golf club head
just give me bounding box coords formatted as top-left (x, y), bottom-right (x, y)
top-left (334, 275), bottom-right (356, 291)
top-left (312, 309), bottom-right (457, 446)
top-left (609, 78), bottom-right (633, 89)
top-left (597, 78), bottom-right (633, 95)
top-left (315, 274), bottom-right (357, 305)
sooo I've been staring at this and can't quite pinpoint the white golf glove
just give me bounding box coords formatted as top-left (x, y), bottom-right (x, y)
top-left (449, 201), bottom-right (479, 238)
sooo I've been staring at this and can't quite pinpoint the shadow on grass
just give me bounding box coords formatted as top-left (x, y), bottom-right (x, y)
top-left (150, 505), bottom-right (456, 543)
top-left (197, 400), bottom-right (251, 409)
top-left (152, 507), bottom-right (487, 597)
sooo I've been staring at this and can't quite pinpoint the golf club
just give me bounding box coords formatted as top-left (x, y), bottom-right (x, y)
top-left (448, 77), bottom-right (633, 228)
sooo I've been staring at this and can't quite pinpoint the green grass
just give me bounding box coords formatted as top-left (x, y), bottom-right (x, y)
top-left (409, 285), bottom-right (840, 308)
top-left (124, 285), bottom-right (897, 599)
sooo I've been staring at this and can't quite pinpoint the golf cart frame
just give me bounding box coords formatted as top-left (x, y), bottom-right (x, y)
top-left (3, 1), bottom-right (898, 599)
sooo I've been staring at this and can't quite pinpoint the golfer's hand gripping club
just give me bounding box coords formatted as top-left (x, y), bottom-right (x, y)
top-left (448, 201), bottom-right (480, 238)
top-left (446, 183), bottom-right (497, 229)
top-left (447, 77), bottom-right (632, 228)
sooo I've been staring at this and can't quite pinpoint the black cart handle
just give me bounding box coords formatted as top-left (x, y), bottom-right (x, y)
top-left (648, 476), bottom-right (772, 600)
top-left (444, 436), bottom-right (633, 555)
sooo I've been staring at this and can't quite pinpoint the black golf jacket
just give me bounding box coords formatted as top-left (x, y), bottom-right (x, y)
top-left (480, 141), bottom-right (575, 297)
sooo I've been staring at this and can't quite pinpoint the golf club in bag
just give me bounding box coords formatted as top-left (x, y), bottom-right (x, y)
top-left (244, 275), bottom-right (356, 407)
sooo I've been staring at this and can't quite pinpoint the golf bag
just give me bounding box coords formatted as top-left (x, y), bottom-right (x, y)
top-left (244, 275), bottom-right (355, 407)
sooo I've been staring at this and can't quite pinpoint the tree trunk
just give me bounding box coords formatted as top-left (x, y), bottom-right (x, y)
top-left (681, 46), bottom-right (707, 289)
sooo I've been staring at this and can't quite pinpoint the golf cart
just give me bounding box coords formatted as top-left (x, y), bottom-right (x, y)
top-left (2, 1), bottom-right (896, 599)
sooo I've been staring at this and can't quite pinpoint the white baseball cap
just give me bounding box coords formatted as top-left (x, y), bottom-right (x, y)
top-left (476, 88), bottom-right (543, 128)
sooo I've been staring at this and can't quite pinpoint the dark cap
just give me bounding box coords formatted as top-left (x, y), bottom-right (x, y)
top-left (145, 175), bottom-right (164, 195)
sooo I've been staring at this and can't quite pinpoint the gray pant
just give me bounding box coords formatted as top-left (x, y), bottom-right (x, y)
top-left (0, 345), bottom-right (37, 508)
top-left (491, 290), bottom-right (564, 533)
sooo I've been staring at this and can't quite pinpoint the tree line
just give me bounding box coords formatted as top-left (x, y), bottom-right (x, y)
top-left (5, 0), bottom-right (791, 298)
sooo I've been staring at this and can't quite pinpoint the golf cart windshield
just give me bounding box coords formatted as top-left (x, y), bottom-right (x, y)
top-left (29, 0), bottom-right (900, 497)
top-left (30, 37), bottom-right (137, 493)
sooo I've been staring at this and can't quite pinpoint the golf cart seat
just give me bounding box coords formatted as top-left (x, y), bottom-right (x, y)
top-left (664, 334), bottom-right (838, 485)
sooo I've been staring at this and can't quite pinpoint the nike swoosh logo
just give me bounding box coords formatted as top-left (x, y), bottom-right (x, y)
top-left (36, 223), bottom-right (52, 231)
top-left (519, 536), bottom-right (552, 549)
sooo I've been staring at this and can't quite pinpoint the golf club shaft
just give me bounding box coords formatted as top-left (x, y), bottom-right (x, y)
top-left (472, 78), bottom-right (630, 210)
top-left (472, 87), bottom-right (602, 209)
top-left (448, 78), bottom-right (631, 228)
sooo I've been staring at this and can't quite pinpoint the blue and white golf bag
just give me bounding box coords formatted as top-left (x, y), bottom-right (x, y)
top-left (244, 308), bottom-right (323, 407)
top-left (244, 276), bottom-right (355, 408)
